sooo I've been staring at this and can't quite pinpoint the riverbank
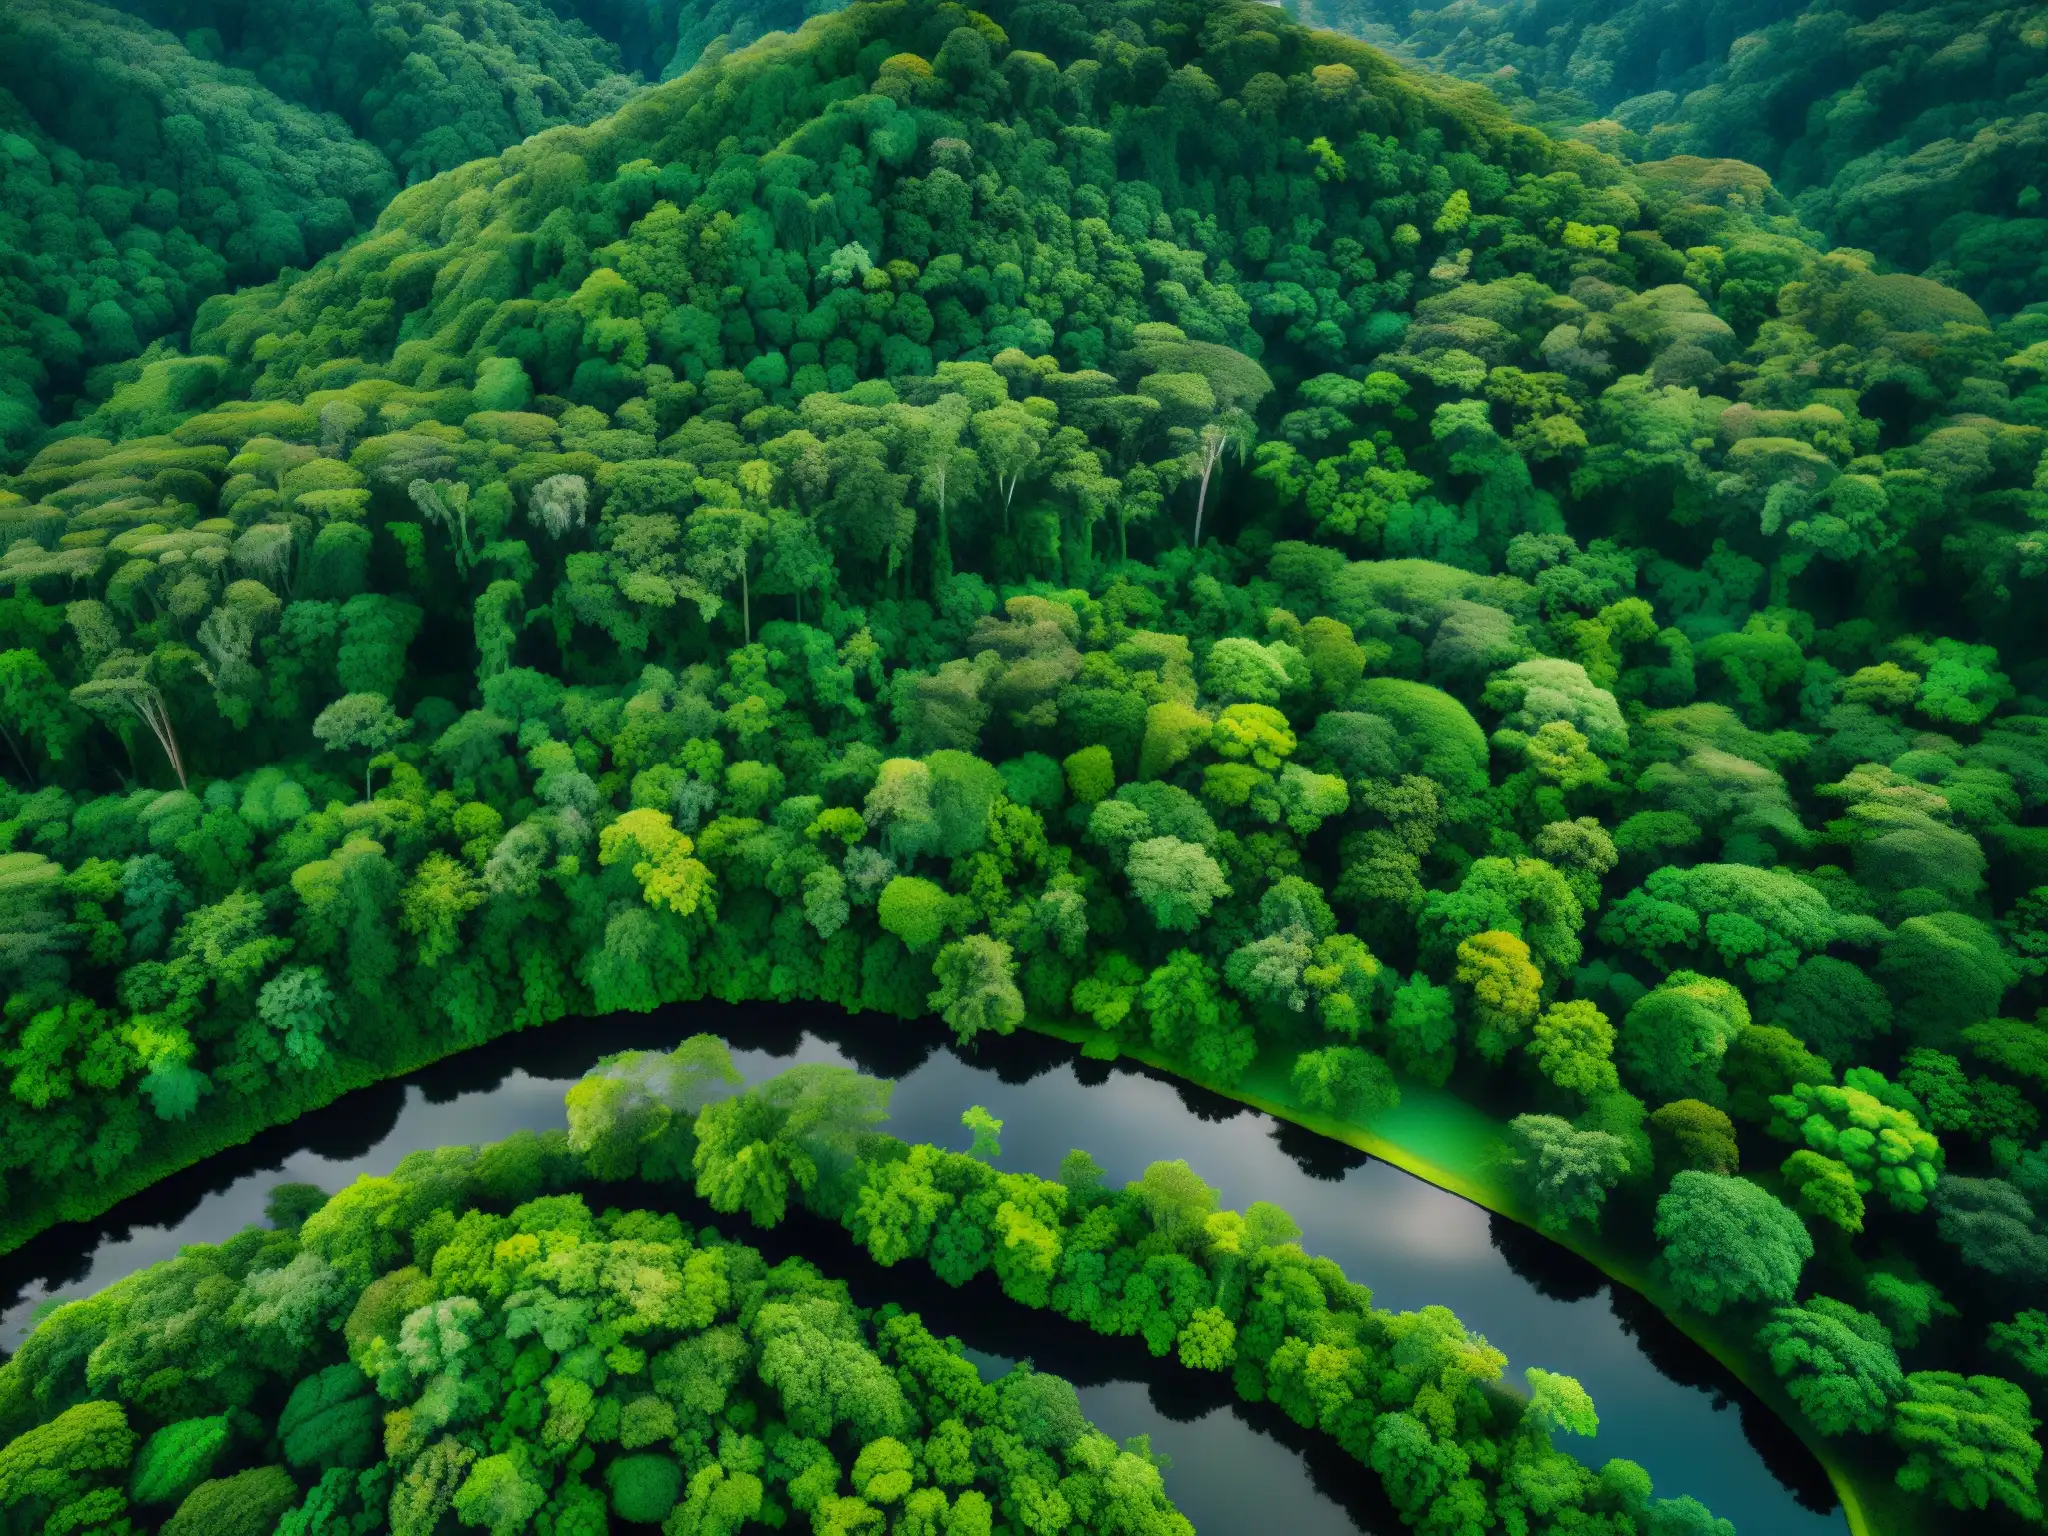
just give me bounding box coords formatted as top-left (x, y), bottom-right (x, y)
top-left (1032, 1017), bottom-right (1909, 1536)
top-left (0, 995), bottom-right (1888, 1533)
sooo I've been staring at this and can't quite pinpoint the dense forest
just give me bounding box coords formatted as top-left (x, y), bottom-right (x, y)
top-left (0, 1090), bottom-right (1202, 1536)
top-left (2, 0), bottom-right (2047, 1528)
top-left (1, 0), bottom-right (670, 440)
top-left (1311, 0), bottom-right (2048, 315)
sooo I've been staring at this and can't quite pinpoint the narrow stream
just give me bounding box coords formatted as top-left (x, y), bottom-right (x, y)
top-left (0, 1005), bottom-right (1845, 1535)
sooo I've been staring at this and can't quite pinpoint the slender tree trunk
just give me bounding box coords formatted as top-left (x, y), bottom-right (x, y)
top-left (1193, 436), bottom-right (1225, 549)
top-left (0, 722), bottom-right (34, 786)
top-left (132, 693), bottom-right (186, 789)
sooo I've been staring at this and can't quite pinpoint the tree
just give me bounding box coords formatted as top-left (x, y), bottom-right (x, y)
top-left (1772, 955), bottom-right (1892, 1066)
top-left (1758, 1298), bottom-right (1904, 1435)
top-left (757, 506), bottom-right (835, 624)
top-left (598, 808), bottom-right (715, 919)
top-left (72, 650), bottom-right (190, 788)
top-left (457, 1453), bottom-right (550, 1534)
top-left (686, 503), bottom-right (769, 642)
top-left (928, 935), bottom-right (1024, 1045)
top-left (132, 1416), bottom-right (230, 1505)
top-left (1456, 930), bottom-right (1543, 1065)
top-left (312, 693), bottom-right (411, 800)
top-left (1619, 972), bottom-right (1749, 1106)
top-left (1125, 836), bottom-right (1230, 932)
top-left (878, 876), bottom-right (951, 952)
top-left (1880, 913), bottom-right (2017, 1046)
top-left (163, 1468), bottom-right (301, 1536)
top-left (1142, 950), bottom-right (1255, 1083)
top-left (0, 649), bottom-right (76, 781)
top-left (409, 478), bottom-right (481, 577)
top-left (1769, 1079), bottom-right (1943, 1214)
top-left (1527, 999), bottom-right (1618, 1098)
top-left (1648, 1100), bottom-right (1740, 1175)
top-left (971, 400), bottom-right (1053, 529)
top-left (1291, 1046), bottom-right (1399, 1120)
top-left (566, 1036), bottom-right (743, 1180)
top-left (251, 966), bottom-right (343, 1074)
top-left (961, 1105), bottom-right (1003, 1161)
top-left (1892, 1372), bottom-right (2042, 1521)
top-left (1990, 1311), bottom-right (2048, 1384)
top-left (1386, 973), bottom-right (1459, 1085)
top-left (1655, 1172), bottom-right (1811, 1314)
top-left (1933, 1178), bottom-right (2048, 1283)
top-left (279, 1364), bottom-right (379, 1471)
top-left (895, 395), bottom-right (979, 580)
top-left (1781, 1150), bottom-right (1865, 1234)
top-left (1506, 1114), bottom-right (1631, 1230)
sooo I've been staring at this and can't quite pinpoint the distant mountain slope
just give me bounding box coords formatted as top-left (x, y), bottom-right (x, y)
top-left (0, 0), bottom-right (658, 443)
top-left (114, 0), bottom-right (642, 181)
top-left (1301, 0), bottom-right (2048, 314)
top-left (0, 0), bottom-right (396, 443)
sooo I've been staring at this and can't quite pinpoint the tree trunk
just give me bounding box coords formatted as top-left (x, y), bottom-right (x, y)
top-left (1193, 435), bottom-right (1226, 549)
top-left (133, 694), bottom-right (186, 789)
top-left (0, 722), bottom-right (34, 786)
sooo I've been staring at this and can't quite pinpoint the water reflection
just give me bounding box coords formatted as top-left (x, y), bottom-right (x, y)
top-left (0, 1002), bottom-right (1844, 1533)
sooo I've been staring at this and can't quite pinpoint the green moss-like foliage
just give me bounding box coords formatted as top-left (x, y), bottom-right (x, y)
top-left (279, 1363), bottom-right (379, 1471)
top-left (607, 1451), bottom-right (683, 1522)
top-left (129, 1414), bottom-right (227, 1505)
top-left (162, 1466), bottom-right (300, 1536)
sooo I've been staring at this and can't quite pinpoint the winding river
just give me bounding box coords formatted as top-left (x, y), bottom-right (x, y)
top-left (0, 1005), bottom-right (1846, 1535)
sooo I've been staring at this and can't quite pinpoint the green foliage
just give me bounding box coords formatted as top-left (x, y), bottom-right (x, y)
top-left (608, 1453), bottom-right (682, 1523)
top-left (1768, 1077), bottom-right (1944, 1215)
top-left (1291, 1045), bottom-right (1399, 1120)
top-left (623, 1060), bottom-right (1725, 1536)
top-left (1757, 1298), bottom-right (1903, 1436)
top-left (1506, 1113), bottom-right (1631, 1230)
top-left (131, 1414), bottom-right (228, 1505)
top-left (279, 1363), bottom-right (377, 1472)
top-left (1892, 1372), bottom-right (2043, 1520)
top-left (1527, 998), bottom-right (1617, 1098)
top-left (1934, 1177), bottom-right (2048, 1284)
top-left (5, 0), bottom-right (2048, 1497)
top-left (1617, 971), bottom-right (1748, 1106)
top-left (0, 1143), bottom-right (1181, 1536)
top-left (163, 1466), bottom-right (299, 1536)
top-left (1779, 1150), bottom-right (1864, 1236)
top-left (1647, 1100), bottom-right (1738, 1176)
top-left (928, 935), bottom-right (1023, 1044)
top-left (1654, 1172), bottom-right (1811, 1315)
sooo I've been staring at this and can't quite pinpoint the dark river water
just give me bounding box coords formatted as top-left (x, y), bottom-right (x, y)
top-left (0, 1005), bottom-right (1845, 1535)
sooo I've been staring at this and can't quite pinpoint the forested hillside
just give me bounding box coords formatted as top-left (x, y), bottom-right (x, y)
top-left (1, 0), bottom-right (658, 443)
top-left (1309, 0), bottom-right (2048, 314)
top-left (3, 0), bottom-right (2048, 1526)
top-left (110, 0), bottom-right (643, 177)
